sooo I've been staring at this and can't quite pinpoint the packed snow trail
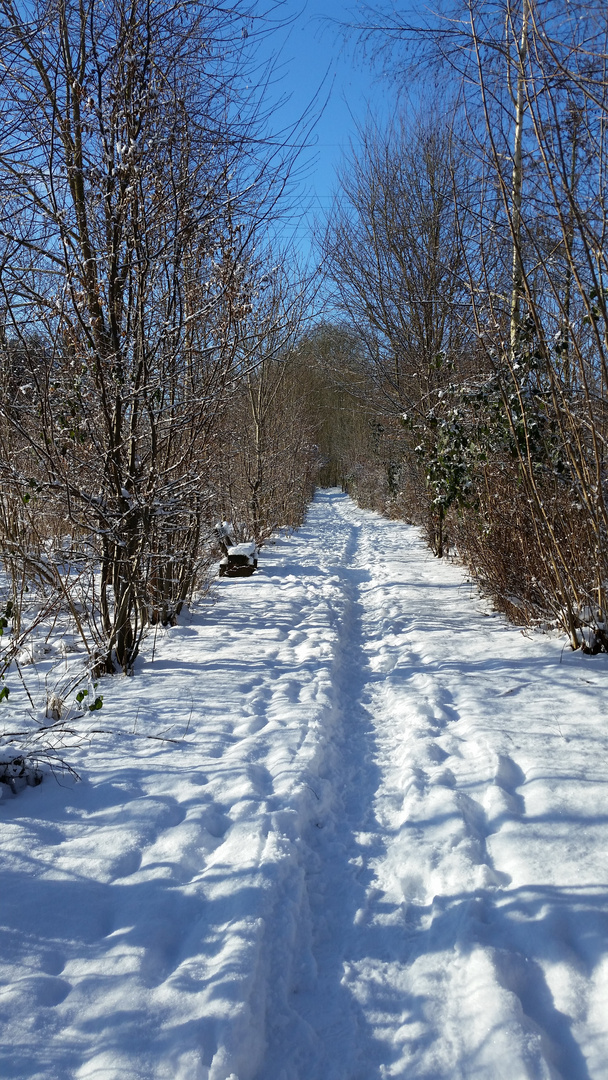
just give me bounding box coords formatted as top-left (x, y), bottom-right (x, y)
top-left (1, 491), bottom-right (608, 1079)
top-left (258, 493), bottom-right (608, 1080)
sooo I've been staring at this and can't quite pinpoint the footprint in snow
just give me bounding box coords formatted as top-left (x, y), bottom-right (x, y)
top-left (237, 675), bottom-right (264, 694)
top-left (40, 950), bottom-right (66, 977)
top-left (483, 754), bottom-right (526, 820)
top-left (495, 754), bottom-right (526, 795)
top-left (11, 975), bottom-right (72, 1008)
top-left (234, 714), bottom-right (267, 736)
top-left (108, 847), bottom-right (143, 881)
top-left (201, 807), bottom-right (231, 838)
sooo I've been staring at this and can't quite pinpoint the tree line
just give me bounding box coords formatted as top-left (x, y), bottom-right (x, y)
top-left (0, 0), bottom-right (321, 679)
top-left (321, 0), bottom-right (608, 654)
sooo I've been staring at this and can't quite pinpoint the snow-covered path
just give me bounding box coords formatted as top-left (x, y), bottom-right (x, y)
top-left (2, 490), bottom-right (608, 1079)
top-left (260, 492), bottom-right (608, 1080)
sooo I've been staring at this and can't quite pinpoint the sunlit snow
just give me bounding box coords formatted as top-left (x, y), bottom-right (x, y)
top-left (1, 490), bottom-right (608, 1079)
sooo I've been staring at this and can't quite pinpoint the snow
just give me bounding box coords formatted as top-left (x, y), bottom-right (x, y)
top-left (2, 489), bottom-right (608, 1079)
top-left (227, 543), bottom-right (257, 557)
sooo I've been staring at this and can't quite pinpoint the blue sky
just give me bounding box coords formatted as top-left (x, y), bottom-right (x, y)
top-left (252, 0), bottom-right (395, 262)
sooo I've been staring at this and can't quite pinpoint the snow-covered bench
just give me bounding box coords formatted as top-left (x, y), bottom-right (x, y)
top-left (216, 523), bottom-right (258, 578)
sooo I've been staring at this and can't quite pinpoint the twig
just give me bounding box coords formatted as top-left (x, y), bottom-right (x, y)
top-left (184, 693), bottom-right (194, 736)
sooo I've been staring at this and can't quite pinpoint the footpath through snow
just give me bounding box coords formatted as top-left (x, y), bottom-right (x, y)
top-left (2, 490), bottom-right (608, 1079)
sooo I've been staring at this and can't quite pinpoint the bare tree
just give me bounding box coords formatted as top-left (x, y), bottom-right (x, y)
top-left (215, 264), bottom-right (320, 541)
top-left (349, 0), bottom-right (608, 648)
top-left (0, 0), bottom-right (300, 670)
top-left (324, 114), bottom-right (474, 553)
